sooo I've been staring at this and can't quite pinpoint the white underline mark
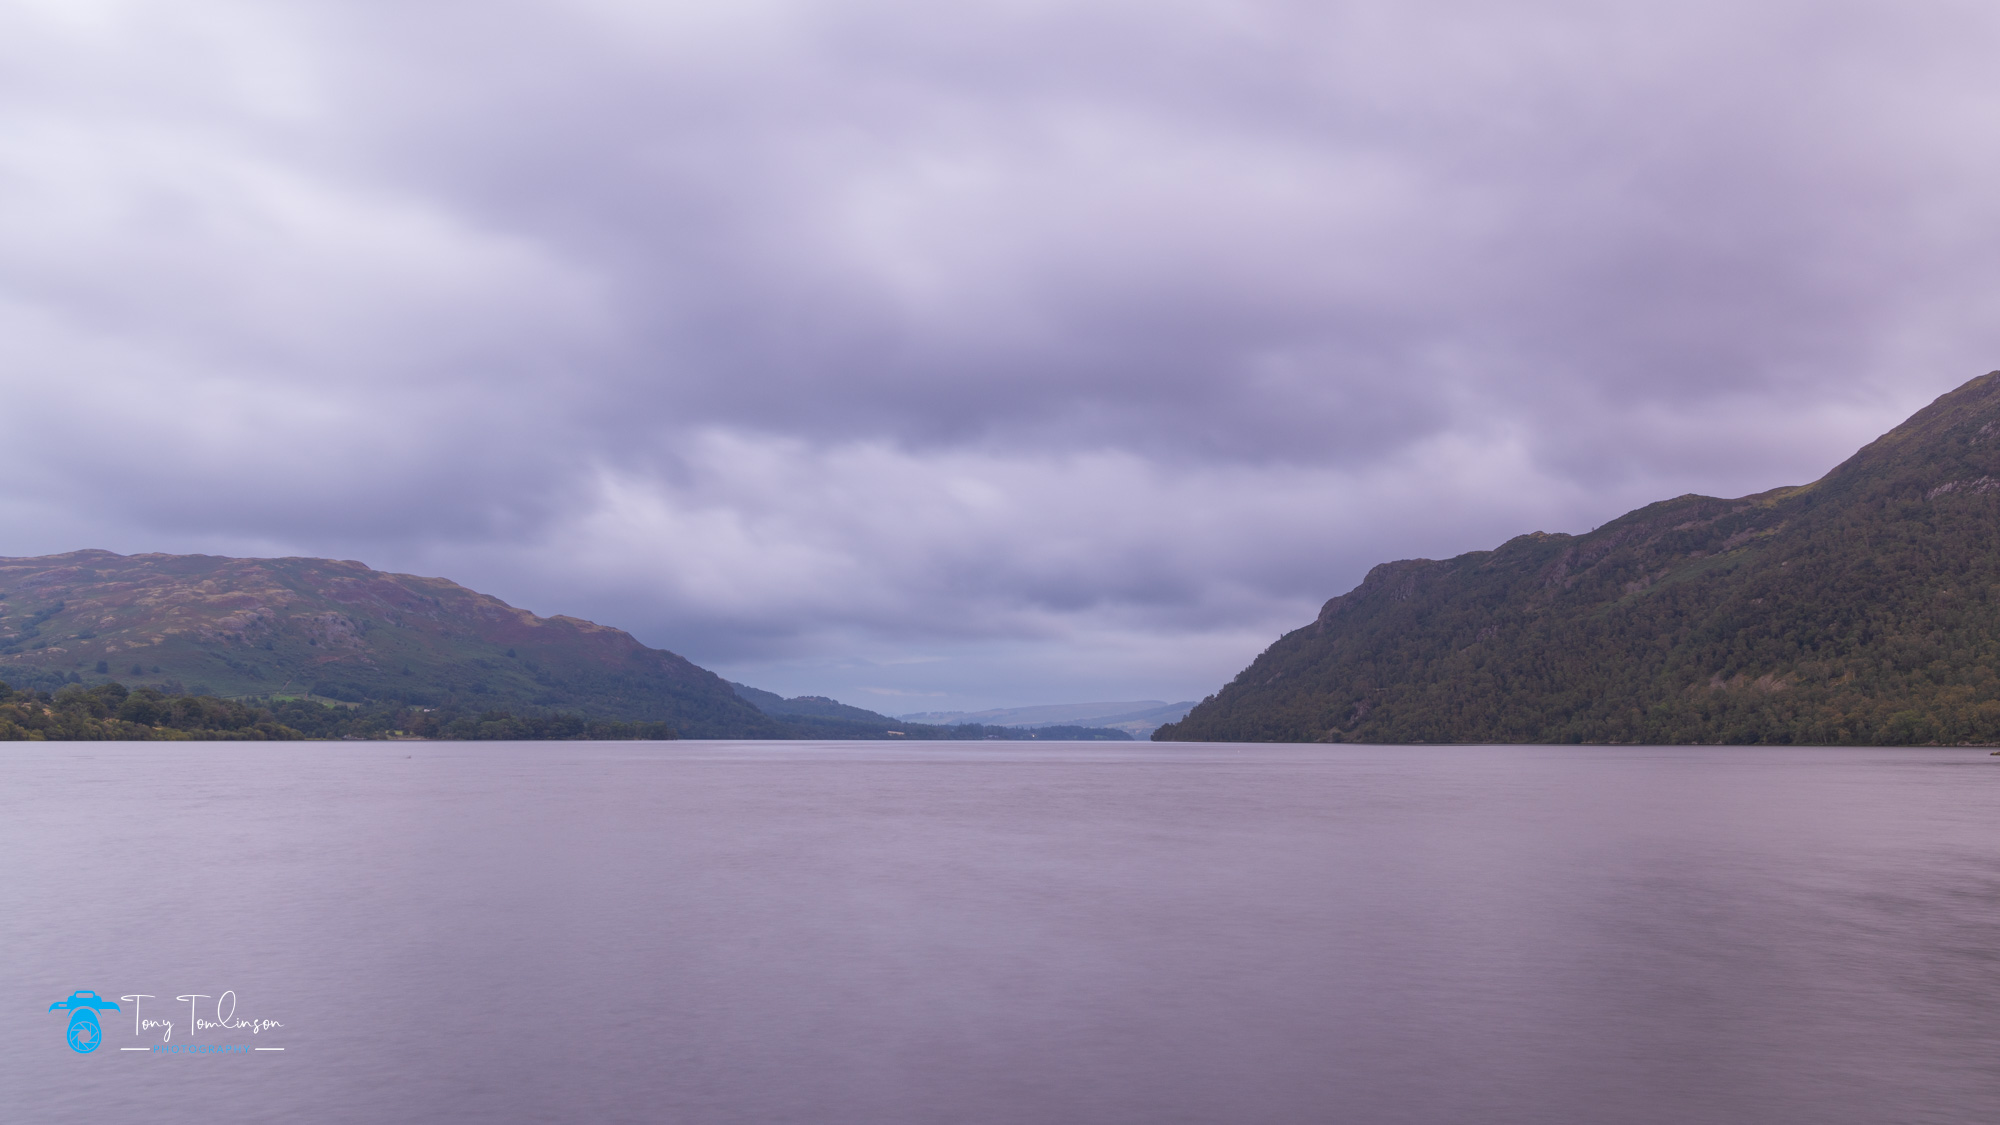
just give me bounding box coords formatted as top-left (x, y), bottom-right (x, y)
top-left (254, 1047), bottom-right (284, 1051)
top-left (120, 1048), bottom-right (151, 1051)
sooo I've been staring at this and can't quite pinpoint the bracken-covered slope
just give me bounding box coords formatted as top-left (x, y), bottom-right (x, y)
top-left (1158, 371), bottom-right (2000, 745)
top-left (0, 552), bottom-right (781, 737)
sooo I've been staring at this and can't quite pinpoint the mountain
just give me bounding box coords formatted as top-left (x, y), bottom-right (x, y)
top-left (729, 683), bottom-right (1135, 740)
top-left (1158, 371), bottom-right (2000, 746)
top-left (899, 700), bottom-right (1197, 738)
top-left (0, 551), bottom-right (783, 738)
top-left (732, 683), bottom-right (907, 725)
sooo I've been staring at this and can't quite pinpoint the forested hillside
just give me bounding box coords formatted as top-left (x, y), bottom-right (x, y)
top-left (1159, 371), bottom-right (2000, 745)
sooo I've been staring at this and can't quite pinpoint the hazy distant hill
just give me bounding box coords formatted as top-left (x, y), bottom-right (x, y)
top-left (1159, 371), bottom-right (2000, 746)
top-left (732, 683), bottom-right (903, 725)
top-left (731, 683), bottom-right (1134, 740)
top-left (0, 551), bottom-right (781, 738)
top-left (901, 700), bottom-right (1196, 737)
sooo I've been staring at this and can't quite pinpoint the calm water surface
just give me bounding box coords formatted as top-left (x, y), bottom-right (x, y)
top-left (5, 742), bottom-right (2000, 1123)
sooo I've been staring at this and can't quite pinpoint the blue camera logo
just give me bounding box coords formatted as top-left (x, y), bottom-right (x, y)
top-left (49, 991), bottom-right (121, 1054)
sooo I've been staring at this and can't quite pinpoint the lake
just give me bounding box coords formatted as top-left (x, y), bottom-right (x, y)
top-left (4, 741), bottom-right (1999, 1123)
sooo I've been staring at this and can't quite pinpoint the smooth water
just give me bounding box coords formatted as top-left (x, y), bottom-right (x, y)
top-left (4, 742), bottom-right (2000, 1123)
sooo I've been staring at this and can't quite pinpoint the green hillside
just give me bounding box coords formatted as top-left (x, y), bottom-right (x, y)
top-left (0, 552), bottom-right (781, 737)
top-left (1158, 370), bottom-right (2000, 746)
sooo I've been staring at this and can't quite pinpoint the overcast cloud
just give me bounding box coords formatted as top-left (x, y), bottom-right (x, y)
top-left (2, 0), bottom-right (1998, 708)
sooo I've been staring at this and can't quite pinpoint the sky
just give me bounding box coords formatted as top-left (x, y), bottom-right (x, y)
top-left (3, 0), bottom-right (1999, 711)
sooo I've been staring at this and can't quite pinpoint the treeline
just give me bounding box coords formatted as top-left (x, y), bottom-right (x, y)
top-left (263, 698), bottom-right (675, 741)
top-left (0, 679), bottom-right (1125, 743)
top-left (0, 681), bottom-right (298, 741)
top-left (0, 681), bottom-right (677, 742)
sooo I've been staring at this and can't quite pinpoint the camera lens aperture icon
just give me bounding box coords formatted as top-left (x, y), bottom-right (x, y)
top-left (49, 991), bottom-right (120, 1054)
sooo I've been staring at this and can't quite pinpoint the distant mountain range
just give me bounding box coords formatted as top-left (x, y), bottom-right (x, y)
top-left (1159, 370), bottom-right (2000, 746)
top-left (731, 684), bottom-right (1134, 740)
top-left (899, 700), bottom-right (1196, 738)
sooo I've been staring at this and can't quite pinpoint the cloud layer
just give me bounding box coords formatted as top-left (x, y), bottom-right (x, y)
top-left (3, 0), bottom-right (1998, 707)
